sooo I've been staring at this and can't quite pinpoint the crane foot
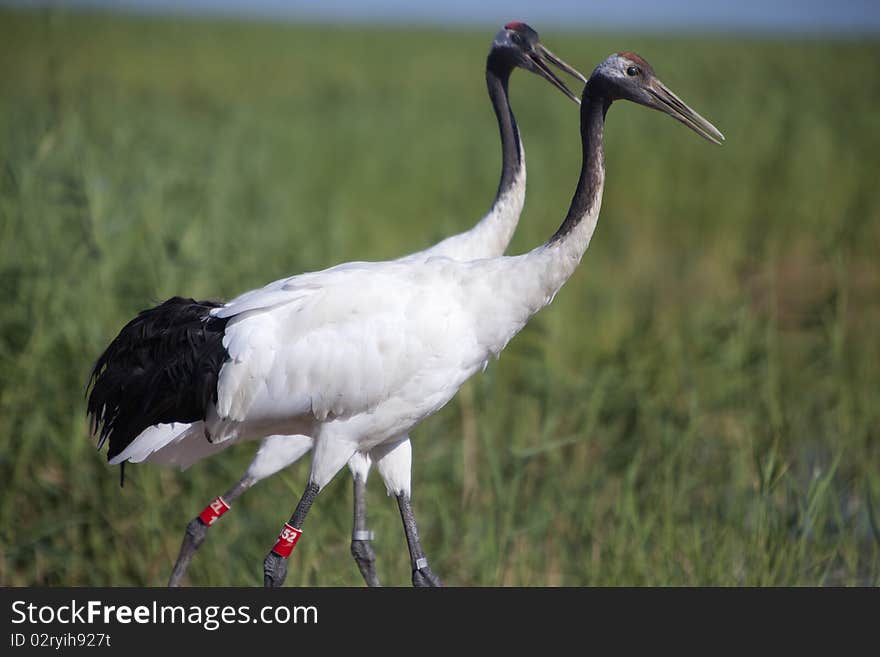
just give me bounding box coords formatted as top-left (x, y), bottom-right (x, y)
top-left (412, 562), bottom-right (442, 587)
top-left (168, 517), bottom-right (209, 587)
top-left (263, 551), bottom-right (289, 588)
top-left (350, 537), bottom-right (381, 587)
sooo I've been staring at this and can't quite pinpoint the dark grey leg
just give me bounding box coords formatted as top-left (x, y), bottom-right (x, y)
top-left (350, 474), bottom-right (381, 587)
top-left (168, 476), bottom-right (254, 587)
top-left (263, 482), bottom-right (320, 588)
top-left (397, 493), bottom-right (442, 587)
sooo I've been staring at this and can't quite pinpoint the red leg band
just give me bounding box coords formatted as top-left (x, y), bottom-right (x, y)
top-left (272, 523), bottom-right (303, 558)
top-left (198, 496), bottom-right (231, 526)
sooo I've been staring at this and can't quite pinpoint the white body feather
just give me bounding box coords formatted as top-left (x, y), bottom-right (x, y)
top-left (113, 162), bottom-right (600, 495)
top-left (115, 160), bottom-right (528, 496)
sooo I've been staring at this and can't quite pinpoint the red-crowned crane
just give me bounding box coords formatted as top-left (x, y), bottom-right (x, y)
top-left (89, 49), bottom-right (723, 587)
top-left (88, 22), bottom-right (585, 587)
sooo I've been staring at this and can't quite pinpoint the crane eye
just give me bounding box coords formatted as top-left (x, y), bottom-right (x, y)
top-left (510, 32), bottom-right (524, 46)
top-left (626, 66), bottom-right (639, 77)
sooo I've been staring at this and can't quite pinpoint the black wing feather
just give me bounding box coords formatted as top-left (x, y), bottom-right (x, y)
top-left (86, 297), bottom-right (230, 462)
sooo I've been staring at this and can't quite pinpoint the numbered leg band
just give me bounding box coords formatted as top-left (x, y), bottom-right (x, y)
top-left (198, 496), bottom-right (231, 526)
top-left (272, 523), bottom-right (303, 558)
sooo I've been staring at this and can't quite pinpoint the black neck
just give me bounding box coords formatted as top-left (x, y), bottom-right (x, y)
top-left (549, 88), bottom-right (610, 243)
top-left (486, 51), bottom-right (522, 199)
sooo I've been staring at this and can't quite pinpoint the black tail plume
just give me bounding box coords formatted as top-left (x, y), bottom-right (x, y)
top-left (87, 297), bottom-right (230, 462)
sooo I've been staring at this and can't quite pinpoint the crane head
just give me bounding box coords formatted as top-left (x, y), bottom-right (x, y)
top-left (491, 21), bottom-right (587, 105)
top-left (586, 52), bottom-right (725, 145)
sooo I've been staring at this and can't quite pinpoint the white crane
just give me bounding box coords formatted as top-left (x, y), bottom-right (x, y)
top-left (88, 22), bottom-right (585, 587)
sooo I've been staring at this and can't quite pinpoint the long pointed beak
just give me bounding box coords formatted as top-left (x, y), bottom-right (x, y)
top-left (527, 44), bottom-right (586, 105)
top-left (538, 44), bottom-right (587, 83)
top-left (646, 79), bottom-right (725, 145)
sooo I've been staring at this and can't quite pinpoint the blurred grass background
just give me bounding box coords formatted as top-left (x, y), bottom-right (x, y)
top-left (1, 8), bottom-right (878, 586)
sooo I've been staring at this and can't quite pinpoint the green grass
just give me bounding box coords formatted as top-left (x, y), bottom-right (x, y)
top-left (1, 8), bottom-right (878, 586)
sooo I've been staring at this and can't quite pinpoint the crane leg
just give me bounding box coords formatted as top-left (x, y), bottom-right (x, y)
top-left (168, 476), bottom-right (253, 587)
top-left (350, 474), bottom-right (381, 586)
top-left (167, 435), bottom-right (314, 586)
top-left (397, 493), bottom-right (442, 587)
top-left (263, 482), bottom-right (320, 587)
top-left (263, 437), bottom-right (356, 587)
